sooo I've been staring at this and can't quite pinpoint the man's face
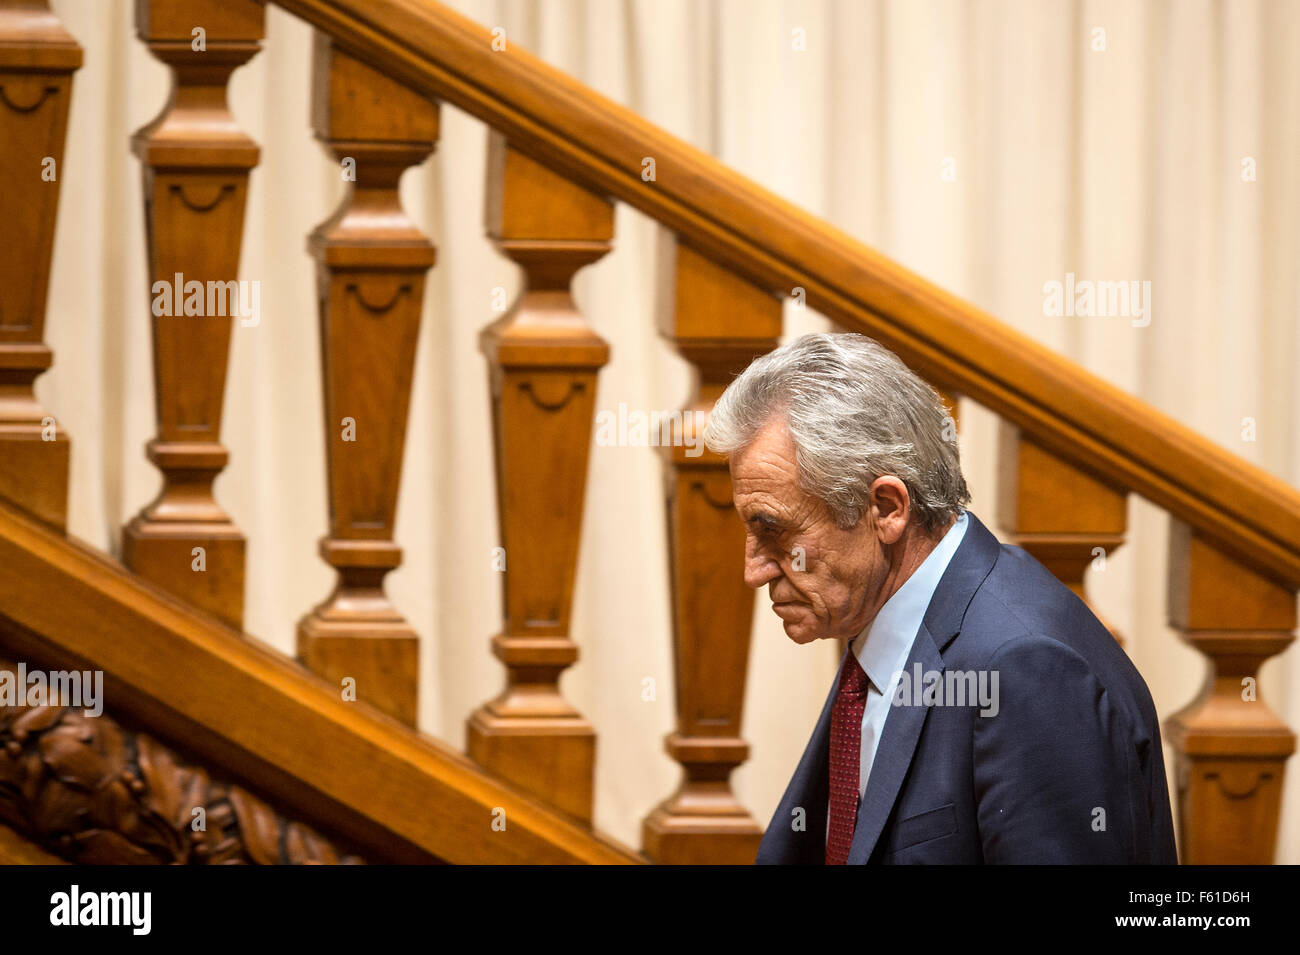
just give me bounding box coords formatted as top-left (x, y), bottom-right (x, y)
top-left (730, 416), bottom-right (887, 644)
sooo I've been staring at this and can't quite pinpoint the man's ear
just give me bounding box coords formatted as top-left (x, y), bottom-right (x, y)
top-left (868, 476), bottom-right (911, 545)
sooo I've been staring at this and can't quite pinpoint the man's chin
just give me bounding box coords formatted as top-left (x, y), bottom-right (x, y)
top-left (781, 621), bottom-right (824, 645)
top-left (772, 603), bottom-right (825, 644)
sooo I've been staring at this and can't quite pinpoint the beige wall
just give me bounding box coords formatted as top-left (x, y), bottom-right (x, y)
top-left (43, 0), bottom-right (1299, 861)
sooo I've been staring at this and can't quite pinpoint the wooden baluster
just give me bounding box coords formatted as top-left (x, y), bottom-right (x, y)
top-left (466, 134), bottom-right (611, 822)
top-left (997, 423), bottom-right (1127, 643)
top-left (295, 36), bottom-right (438, 728)
top-left (0, 1), bottom-right (81, 529)
top-left (1166, 522), bottom-right (1296, 863)
top-left (642, 238), bottom-right (779, 864)
top-left (123, 0), bottom-right (264, 628)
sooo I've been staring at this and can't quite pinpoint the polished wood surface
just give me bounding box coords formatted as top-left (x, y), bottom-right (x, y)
top-left (997, 423), bottom-right (1127, 644)
top-left (273, 0), bottom-right (1300, 592)
top-left (641, 238), bottom-right (777, 864)
top-left (466, 135), bottom-right (612, 823)
top-left (121, 0), bottom-right (265, 629)
top-left (295, 35), bottom-right (437, 727)
top-left (0, 0), bottom-right (80, 530)
top-left (0, 498), bottom-right (640, 863)
top-left (1165, 522), bottom-right (1296, 863)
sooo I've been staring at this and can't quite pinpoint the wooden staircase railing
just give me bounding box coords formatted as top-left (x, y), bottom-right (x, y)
top-left (0, 498), bottom-right (637, 864)
top-left (0, 0), bottom-right (1296, 863)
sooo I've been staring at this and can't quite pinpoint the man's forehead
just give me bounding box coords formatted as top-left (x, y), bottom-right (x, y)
top-left (732, 464), bottom-right (800, 524)
top-left (730, 417), bottom-right (796, 472)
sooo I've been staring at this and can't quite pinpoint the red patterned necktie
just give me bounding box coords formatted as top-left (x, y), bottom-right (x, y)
top-left (826, 653), bottom-right (871, 865)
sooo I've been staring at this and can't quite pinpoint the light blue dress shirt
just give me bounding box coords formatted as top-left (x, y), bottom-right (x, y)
top-left (826, 509), bottom-right (968, 843)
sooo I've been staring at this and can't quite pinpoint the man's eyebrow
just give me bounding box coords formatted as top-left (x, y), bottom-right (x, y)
top-left (746, 511), bottom-right (782, 528)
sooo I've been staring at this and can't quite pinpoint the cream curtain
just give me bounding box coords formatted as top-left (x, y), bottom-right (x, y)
top-left (42, 0), bottom-right (1300, 861)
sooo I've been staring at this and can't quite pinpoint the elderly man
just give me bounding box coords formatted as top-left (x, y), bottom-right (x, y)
top-left (704, 332), bottom-right (1177, 865)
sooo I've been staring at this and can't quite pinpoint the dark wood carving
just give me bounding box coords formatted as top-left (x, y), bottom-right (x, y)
top-left (0, 658), bottom-right (364, 864)
top-left (122, 0), bottom-right (266, 629)
top-left (0, 0), bottom-right (81, 529)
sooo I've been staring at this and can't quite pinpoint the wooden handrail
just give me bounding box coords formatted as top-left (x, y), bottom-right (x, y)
top-left (269, 0), bottom-right (1300, 589)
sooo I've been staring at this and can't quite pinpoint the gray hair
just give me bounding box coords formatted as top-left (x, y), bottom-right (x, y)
top-left (703, 332), bottom-right (970, 533)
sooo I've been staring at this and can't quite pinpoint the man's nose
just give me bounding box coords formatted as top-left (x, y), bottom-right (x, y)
top-left (743, 538), bottom-right (782, 590)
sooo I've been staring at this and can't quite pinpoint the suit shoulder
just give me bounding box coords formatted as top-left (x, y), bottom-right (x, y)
top-left (946, 543), bottom-right (1080, 657)
top-left (956, 543), bottom-right (1160, 732)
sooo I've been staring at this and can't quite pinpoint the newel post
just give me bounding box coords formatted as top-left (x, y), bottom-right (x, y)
top-left (0, 0), bottom-right (82, 528)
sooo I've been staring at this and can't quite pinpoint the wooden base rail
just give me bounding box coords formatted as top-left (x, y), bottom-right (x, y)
top-left (0, 0), bottom-right (1295, 864)
top-left (0, 498), bottom-right (640, 864)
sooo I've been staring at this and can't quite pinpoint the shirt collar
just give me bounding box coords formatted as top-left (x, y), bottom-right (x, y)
top-left (851, 510), bottom-right (969, 691)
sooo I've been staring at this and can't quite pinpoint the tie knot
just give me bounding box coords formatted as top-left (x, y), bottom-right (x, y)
top-left (837, 653), bottom-right (871, 699)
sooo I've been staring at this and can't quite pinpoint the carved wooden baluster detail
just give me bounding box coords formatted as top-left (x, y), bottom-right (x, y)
top-left (0, 1), bottom-right (81, 529)
top-left (466, 134), bottom-right (611, 823)
top-left (1165, 523), bottom-right (1296, 863)
top-left (295, 37), bottom-right (438, 728)
top-left (123, 0), bottom-right (264, 628)
top-left (642, 238), bottom-right (779, 864)
top-left (997, 422), bottom-right (1127, 643)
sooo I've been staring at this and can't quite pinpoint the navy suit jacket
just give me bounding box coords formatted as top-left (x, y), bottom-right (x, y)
top-left (756, 511), bottom-right (1178, 864)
